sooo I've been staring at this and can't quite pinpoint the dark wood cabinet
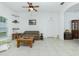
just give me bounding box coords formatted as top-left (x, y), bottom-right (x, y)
top-left (64, 32), bottom-right (72, 40)
top-left (71, 20), bottom-right (79, 39)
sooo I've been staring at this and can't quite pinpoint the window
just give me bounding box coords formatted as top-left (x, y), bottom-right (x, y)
top-left (0, 16), bottom-right (7, 37)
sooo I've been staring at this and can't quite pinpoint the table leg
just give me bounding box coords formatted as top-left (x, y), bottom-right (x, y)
top-left (33, 39), bottom-right (34, 43)
top-left (17, 40), bottom-right (20, 48)
top-left (30, 44), bottom-right (32, 48)
top-left (29, 41), bottom-right (32, 48)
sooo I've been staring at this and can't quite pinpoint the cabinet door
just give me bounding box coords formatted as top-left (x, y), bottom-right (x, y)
top-left (72, 20), bottom-right (79, 39)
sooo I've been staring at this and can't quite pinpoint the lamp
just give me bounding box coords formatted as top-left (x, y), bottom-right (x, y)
top-left (12, 20), bottom-right (19, 23)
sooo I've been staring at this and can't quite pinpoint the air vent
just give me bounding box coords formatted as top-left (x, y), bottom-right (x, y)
top-left (60, 2), bottom-right (64, 5)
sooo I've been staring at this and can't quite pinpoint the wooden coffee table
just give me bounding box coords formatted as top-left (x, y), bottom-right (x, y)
top-left (16, 37), bottom-right (34, 48)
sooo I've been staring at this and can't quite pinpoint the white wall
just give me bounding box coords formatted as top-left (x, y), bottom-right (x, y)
top-left (57, 12), bottom-right (64, 40)
top-left (0, 2), bottom-right (77, 40)
top-left (0, 3), bottom-right (17, 38)
top-left (0, 3), bottom-right (61, 39)
top-left (64, 12), bottom-right (79, 31)
top-left (13, 12), bottom-right (59, 38)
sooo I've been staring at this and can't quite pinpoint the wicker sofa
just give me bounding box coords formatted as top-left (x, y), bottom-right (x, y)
top-left (22, 31), bottom-right (40, 40)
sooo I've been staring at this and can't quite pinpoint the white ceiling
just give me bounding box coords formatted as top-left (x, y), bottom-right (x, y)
top-left (66, 3), bottom-right (79, 12)
top-left (2, 2), bottom-right (71, 13)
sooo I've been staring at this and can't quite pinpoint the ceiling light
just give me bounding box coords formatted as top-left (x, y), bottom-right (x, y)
top-left (29, 8), bottom-right (33, 11)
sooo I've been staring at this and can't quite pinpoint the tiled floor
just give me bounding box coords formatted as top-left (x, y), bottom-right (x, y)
top-left (0, 38), bottom-right (79, 56)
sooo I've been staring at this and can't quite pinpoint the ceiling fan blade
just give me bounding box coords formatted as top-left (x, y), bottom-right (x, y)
top-left (27, 2), bottom-right (30, 4)
top-left (22, 6), bottom-right (29, 8)
top-left (22, 6), bottom-right (26, 8)
top-left (33, 8), bottom-right (37, 12)
top-left (27, 2), bottom-right (32, 6)
top-left (33, 5), bottom-right (39, 8)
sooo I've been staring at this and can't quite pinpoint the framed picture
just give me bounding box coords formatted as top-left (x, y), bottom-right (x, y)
top-left (29, 19), bottom-right (36, 25)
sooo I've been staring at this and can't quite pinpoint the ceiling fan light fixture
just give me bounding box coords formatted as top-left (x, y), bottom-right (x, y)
top-left (29, 7), bottom-right (33, 11)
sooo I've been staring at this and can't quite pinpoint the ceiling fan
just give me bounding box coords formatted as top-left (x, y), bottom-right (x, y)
top-left (22, 2), bottom-right (39, 12)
